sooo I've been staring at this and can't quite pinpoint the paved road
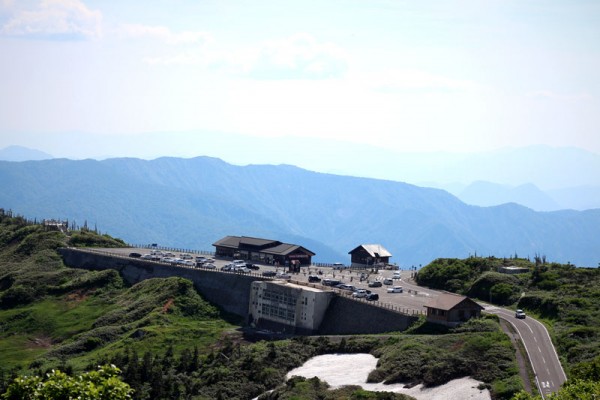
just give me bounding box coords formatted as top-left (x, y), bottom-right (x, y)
top-left (483, 305), bottom-right (567, 398)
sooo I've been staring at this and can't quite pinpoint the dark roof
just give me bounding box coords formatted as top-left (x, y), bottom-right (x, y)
top-left (425, 292), bottom-right (484, 311)
top-left (263, 243), bottom-right (315, 256)
top-left (212, 235), bottom-right (315, 256)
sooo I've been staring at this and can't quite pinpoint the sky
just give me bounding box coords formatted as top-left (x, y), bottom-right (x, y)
top-left (1, 0), bottom-right (600, 167)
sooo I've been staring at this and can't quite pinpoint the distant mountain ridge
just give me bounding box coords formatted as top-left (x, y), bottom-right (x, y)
top-left (1, 156), bottom-right (599, 267)
top-left (0, 145), bottom-right (53, 161)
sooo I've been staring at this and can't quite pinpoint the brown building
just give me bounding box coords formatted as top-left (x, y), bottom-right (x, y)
top-left (424, 292), bottom-right (484, 327)
top-left (212, 236), bottom-right (315, 267)
top-left (348, 244), bottom-right (392, 268)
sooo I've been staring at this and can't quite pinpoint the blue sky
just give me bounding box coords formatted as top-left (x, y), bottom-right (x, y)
top-left (1, 0), bottom-right (599, 164)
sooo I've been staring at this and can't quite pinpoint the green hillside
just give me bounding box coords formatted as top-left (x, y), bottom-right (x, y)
top-left (0, 209), bottom-right (533, 399)
top-left (416, 256), bottom-right (600, 378)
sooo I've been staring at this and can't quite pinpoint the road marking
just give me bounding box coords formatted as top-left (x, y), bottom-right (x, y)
top-left (534, 336), bottom-right (537, 342)
top-left (542, 356), bottom-right (546, 364)
top-left (528, 325), bottom-right (534, 334)
top-left (538, 346), bottom-right (542, 353)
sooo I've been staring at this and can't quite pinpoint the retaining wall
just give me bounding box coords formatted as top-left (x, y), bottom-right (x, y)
top-left (58, 248), bottom-right (418, 335)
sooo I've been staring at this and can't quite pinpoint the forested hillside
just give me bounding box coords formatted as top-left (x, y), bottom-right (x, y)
top-left (0, 209), bottom-right (530, 399)
top-left (416, 256), bottom-right (600, 382)
top-left (1, 157), bottom-right (600, 267)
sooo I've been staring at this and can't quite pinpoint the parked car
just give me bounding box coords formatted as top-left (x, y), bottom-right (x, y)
top-left (336, 284), bottom-right (356, 292)
top-left (261, 271), bottom-right (277, 277)
top-left (366, 293), bottom-right (379, 301)
top-left (180, 254), bottom-right (193, 260)
top-left (383, 278), bottom-right (393, 285)
top-left (140, 254), bottom-right (154, 260)
top-left (128, 252), bottom-right (142, 258)
top-left (276, 272), bottom-right (291, 279)
top-left (221, 264), bottom-right (233, 271)
top-left (387, 286), bottom-right (403, 293)
top-left (195, 256), bottom-right (208, 263)
top-left (233, 266), bottom-right (250, 273)
top-left (352, 289), bottom-right (369, 298)
top-left (332, 262), bottom-right (347, 270)
top-left (246, 263), bottom-right (260, 270)
top-left (200, 262), bottom-right (216, 269)
top-left (308, 275), bottom-right (321, 283)
top-left (393, 272), bottom-right (402, 280)
top-left (322, 279), bottom-right (341, 287)
top-left (233, 260), bottom-right (246, 266)
top-left (181, 260), bottom-right (195, 267)
top-left (515, 309), bottom-right (526, 319)
top-left (368, 280), bottom-right (382, 287)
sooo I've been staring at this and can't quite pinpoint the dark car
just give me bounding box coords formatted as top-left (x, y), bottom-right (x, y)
top-left (366, 293), bottom-right (379, 301)
top-left (368, 280), bottom-right (382, 288)
top-left (246, 263), bottom-right (260, 270)
top-left (128, 252), bottom-right (142, 258)
top-left (261, 271), bottom-right (277, 277)
top-left (323, 279), bottom-right (342, 286)
top-left (308, 275), bottom-right (321, 283)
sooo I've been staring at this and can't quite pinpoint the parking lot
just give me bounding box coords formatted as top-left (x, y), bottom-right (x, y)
top-left (100, 247), bottom-right (436, 315)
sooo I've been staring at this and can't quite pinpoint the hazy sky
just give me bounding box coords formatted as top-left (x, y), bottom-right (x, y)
top-left (1, 0), bottom-right (599, 161)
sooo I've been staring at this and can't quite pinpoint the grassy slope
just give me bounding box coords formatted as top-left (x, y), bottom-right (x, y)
top-left (0, 213), bottom-right (234, 374)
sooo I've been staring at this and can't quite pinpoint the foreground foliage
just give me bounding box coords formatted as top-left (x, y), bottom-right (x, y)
top-left (2, 364), bottom-right (132, 400)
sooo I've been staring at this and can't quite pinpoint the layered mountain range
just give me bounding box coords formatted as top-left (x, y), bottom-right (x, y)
top-left (1, 156), bottom-right (599, 267)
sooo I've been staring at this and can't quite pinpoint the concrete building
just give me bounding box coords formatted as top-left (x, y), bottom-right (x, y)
top-left (424, 292), bottom-right (484, 327)
top-left (248, 280), bottom-right (334, 334)
top-left (348, 244), bottom-right (392, 268)
top-left (213, 236), bottom-right (315, 267)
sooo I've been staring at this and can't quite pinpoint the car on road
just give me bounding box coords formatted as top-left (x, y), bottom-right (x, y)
top-left (261, 271), bottom-right (277, 277)
top-left (128, 252), bottom-right (142, 258)
top-left (276, 272), bottom-right (291, 279)
top-left (221, 264), bottom-right (233, 271)
top-left (515, 309), bottom-right (526, 319)
top-left (387, 286), bottom-right (403, 293)
top-left (383, 278), bottom-right (393, 285)
top-left (352, 289), bottom-right (369, 298)
top-left (322, 279), bottom-right (341, 286)
top-left (366, 293), bottom-right (379, 301)
top-left (246, 263), bottom-right (260, 270)
top-left (332, 262), bottom-right (347, 270)
top-left (393, 272), bottom-right (402, 280)
top-left (368, 280), bottom-right (382, 287)
top-left (181, 260), bottom-right (195, 267)
top-left (233, 266), bottom-right (250, 273)
top-left (199, 262), bottom-right (216, 269)
top-left (308, 275), bottom-right (321, 283)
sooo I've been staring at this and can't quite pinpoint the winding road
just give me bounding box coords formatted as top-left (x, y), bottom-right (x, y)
top-left (400, 271), bottom-right (567, 398)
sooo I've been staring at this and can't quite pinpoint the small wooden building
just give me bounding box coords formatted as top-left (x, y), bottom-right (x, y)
top-left (348, 244), bottom-right (392, 268)
top-left (212, 236), bottom-right (315, 266)
top-left (424, 292), bottom-right (484, 327)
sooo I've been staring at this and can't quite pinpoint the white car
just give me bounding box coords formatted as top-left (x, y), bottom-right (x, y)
top-left (387, 286), bottom-right (403, 293)
top-left (383, 278), bottom-right (393, 285)
top-left (393, 272), bottom-right (402, 280)
top-left (276, 272), bottom-right (291, 279)
top-left (515, 309), bottom-right (526, 319)
top-left (181, 260), bottom-right (195, 267)
top-left (352, 289), bottom-right (369, 298)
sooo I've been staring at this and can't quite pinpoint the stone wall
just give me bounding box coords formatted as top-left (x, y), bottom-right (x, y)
top-left (318, 296), bottom-right (418, 335)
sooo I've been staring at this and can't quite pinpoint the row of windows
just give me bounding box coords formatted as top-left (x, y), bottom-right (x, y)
top-left (262, 289), bottom-right (297, 306)
top-left (261, 303), bottom-right (295, 322)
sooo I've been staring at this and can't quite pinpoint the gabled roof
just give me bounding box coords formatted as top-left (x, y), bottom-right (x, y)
top-left (263, 243), bottom-right (315, 256)
top-left (348, 244), bottom-right (392, 258)
top-left (425, 292), bottom-right (484, 311)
